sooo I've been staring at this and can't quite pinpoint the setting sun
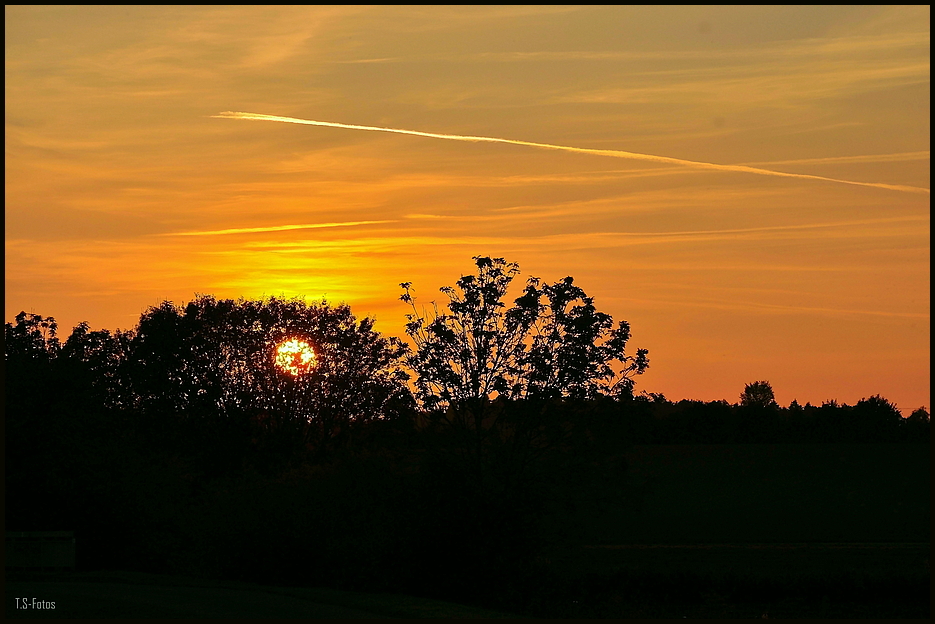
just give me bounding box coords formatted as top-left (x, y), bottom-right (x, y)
top-left (275, 338), bottom-right (318, 376)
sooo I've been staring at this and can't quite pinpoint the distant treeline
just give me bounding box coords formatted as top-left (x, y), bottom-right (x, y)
top-left (604, 392), bottom-right (930, 444)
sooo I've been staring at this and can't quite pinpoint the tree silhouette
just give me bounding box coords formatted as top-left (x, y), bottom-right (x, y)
top-left (851, 395), bottom-right (903, 442)
top-left (737, 380), bottom-right (780, 441)
top-left (60, 321), bottom-right (135, 411)
top-left (6, 312), bottom-right (64, 530)
top-left (4, 311), bottom-right (60, 363)
top-left (903, 406), bottom-right (930, 442)
top-left (740, 380), bottom-right (778, 409)
top-left (127, 295), bottom-right (412, 466)
top-left (400, 256), bottom-right (648, 412)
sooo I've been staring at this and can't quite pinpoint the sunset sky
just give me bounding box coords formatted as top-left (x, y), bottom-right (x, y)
top-left (5, 6), bottom-right (930, 411)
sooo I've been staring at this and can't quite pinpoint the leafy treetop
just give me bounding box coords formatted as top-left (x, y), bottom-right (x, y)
top-left (400, 256), bottom-right (648, 412)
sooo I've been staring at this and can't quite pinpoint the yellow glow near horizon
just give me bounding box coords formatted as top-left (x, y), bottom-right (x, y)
top-left (275, 339), bottom-right (318, 376)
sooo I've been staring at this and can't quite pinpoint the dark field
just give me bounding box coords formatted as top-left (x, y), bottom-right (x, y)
top-left (530, 542), bottom-right (928, 618)
top-left (563, 443), bottom-right (930, 544)
top-left (521, 443), bottom-right (930, 618)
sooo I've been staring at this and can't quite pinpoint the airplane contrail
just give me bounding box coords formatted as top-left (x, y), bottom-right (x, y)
top-left (213, 111), bottom-right (929, 195)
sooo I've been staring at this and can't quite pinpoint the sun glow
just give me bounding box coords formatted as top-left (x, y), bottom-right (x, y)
top-left (275, 339), bottom-right (318, 376)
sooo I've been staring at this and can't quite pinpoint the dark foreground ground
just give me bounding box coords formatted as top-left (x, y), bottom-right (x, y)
top-left (7, 542), bottom-right (927, 619)
top-left (5, 570), bottom-right (519, 619)
top-left (527, 542), bottom-right (929, 618)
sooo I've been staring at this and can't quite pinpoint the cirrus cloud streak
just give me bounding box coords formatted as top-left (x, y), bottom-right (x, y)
top-left (163, 219), bottom-right (395, 237)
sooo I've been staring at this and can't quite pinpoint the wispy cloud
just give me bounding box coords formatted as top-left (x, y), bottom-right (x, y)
top-left (742, 151), bottom-right (930, 166)
top-left (162, 220), bottom-right (395, 237)
top-left (231, 215), bottom-right (927, 255)
top-left (214, 112), bottom-right (930, 195)
top-left (322, 29), bottom-right (931, 65)
top-left (612, 295), bottom-right (929, 320)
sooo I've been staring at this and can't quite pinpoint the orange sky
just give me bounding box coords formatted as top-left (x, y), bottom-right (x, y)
top-left (5, 6), bottom-right (930, 411)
